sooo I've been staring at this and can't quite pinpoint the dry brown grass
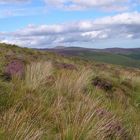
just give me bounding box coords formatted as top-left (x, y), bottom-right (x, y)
top-left (0, 106), bottom-right (44, 140)
top-left (25, 61), bottom-right (53, 90)
top-left (54, 68), bottom-right (92, 95)
top-left (0, 61), bottom-right (135, 140)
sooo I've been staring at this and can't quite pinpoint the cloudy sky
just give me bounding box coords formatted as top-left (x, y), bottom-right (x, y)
top-left (0, 0), bottom-right (140, 48)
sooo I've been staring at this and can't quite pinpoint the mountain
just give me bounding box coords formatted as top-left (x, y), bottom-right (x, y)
top-left (0, 43), bottom-right (140, 139)
top-left (46, 47), bottom-right (140, 68)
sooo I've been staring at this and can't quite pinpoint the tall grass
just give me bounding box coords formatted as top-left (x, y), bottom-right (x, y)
top-left (25, 61), bottom-right (53, 90)
top-left (42, 67), bottom-right (130, 140)
top-left (0, 106), bottom-right (44, 140)
top-left (0, 60), bottom-right (137, 140)
top-left (54, 68), bottom-right (92, 95)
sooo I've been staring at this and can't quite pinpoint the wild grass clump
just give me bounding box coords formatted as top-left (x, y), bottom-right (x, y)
top-left (25, 61), bottom-right (53, 90)
top-left (54, 68), bottom-right (92, 95)
top-left (0, 107), bottom-right (44, 140)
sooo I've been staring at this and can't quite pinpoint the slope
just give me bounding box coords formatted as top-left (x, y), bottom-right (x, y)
top-left (0, 43), bottom-right (140, 139)
top-left (47, 47), bottom-right (140, 68)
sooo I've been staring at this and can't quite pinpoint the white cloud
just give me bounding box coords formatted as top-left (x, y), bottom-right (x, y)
top-left (0, 7), bottom-right (45, 18)
top-left (0, 0), bottom-right (30, 4)
top-left (0, 0), bottom-right (45, 18)
top-left (94, 12), bottom-right (140, 24)
top-left (1, 12), bottom-right (140, 48)
top-left (44, 0), bottom-right (132, 11)
top-left (82, 30), bottom-right (109, 39)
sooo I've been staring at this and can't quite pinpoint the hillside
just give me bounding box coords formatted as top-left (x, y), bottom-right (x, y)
top-left (47, 47), bottom-right (140, 68)
top-left (0, 43), bottom-right (140, 139)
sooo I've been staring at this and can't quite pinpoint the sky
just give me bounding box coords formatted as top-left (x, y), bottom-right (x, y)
top-left (0, 0), bottom-right (140, 48)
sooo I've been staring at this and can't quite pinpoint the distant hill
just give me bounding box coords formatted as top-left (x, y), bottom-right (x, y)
top-left (53, 46), bottom-right (66, 49)
top-left (46, 47), bottom-right (140, 68)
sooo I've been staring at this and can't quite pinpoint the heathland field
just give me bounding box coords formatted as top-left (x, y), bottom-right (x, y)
top-left (0, 43), bottom-right (140, 140)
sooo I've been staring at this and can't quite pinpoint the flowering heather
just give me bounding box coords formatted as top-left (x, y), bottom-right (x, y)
top-left (5, 60), bottom-right (24, 78)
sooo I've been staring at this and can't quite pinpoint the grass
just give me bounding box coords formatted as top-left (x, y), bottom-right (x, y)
top-left (25, 61), bottom-right (53, 91)
top-left (0, 43), bottom-right (140, 139)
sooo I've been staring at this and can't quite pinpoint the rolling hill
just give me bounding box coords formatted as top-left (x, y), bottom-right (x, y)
top-left (46, 47), bottom-right (140, 68)
top-left (0, 43), bottom-right (140, 139)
